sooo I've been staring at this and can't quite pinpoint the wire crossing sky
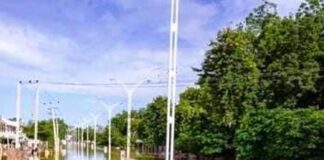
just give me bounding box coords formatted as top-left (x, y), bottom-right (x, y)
top-left (0, 0), bottom-right (302, 125)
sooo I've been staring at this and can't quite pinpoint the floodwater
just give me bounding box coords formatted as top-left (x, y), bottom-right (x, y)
top-left (52, 143), bottom-right (109, 160)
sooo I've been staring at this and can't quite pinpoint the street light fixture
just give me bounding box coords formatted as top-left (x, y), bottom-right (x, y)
top-left (108, 78), bottom-right (151, 160)
top-left (96, 100), bottom-right (122, 160)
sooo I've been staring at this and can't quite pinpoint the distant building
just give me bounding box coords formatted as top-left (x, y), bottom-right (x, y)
top-left (0, 116), bottom-right (26, 144)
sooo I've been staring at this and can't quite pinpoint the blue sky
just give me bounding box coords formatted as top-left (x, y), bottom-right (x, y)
top-left (0, 0), bottom-right (303, 126)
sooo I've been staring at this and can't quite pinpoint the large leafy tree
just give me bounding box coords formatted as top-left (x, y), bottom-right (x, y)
top-left (138, 96), bottom-right (167, 146)
top-left (176, 87), bottom-right (233, 157)
top-left (195, 28), bottom-right (260, 127)
top-left (191, 0), bottom-right (324, 158)
top-left (247, 0), bottom-right (324, 108)
top-left (193, 27), bottom-right (260, 158)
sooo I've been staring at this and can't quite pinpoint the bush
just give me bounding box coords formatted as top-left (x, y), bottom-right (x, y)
top-left (235, 108), bottom-right (324, 160)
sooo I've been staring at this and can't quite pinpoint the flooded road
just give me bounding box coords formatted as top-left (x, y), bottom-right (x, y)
top-left (53, 143), bottom-right (109, 160)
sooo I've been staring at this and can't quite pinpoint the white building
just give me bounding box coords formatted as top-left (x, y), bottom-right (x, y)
top-left (0, 116), bottom-right (17, 142)
top-left (0, 116), bottom-right (26, 145)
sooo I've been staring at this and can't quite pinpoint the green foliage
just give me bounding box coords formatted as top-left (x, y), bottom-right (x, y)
top-left (23, 119), bottom-right (68, 147)
top-left (236, 109), bottom-right (324, 160)
top-left (176, 87), bottom-right (232, 156)
top-left (190, 0), bottom-right (324, 157)
top-left (196, 28), bottom-right (260, 127)
top-left (98, 110), bottom-right (143, 148)
top-left (100, 111), bottom-right (128, 147)
top-left (138, 96), bottom-right (167, 146)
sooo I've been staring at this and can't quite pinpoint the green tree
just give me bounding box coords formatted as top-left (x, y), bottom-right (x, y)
top-left (23, 119), bottom-right (68, 148)
top-left (236, 108), bottom-right (324, 160)
top-left (247, 0), bottom-right (324, 108)
top-left (176, 87), bottom-right (233, 157)
top-left (191, 0), bottom-right (324, 158)
top-left (138, 96), bottom-right (167, 146)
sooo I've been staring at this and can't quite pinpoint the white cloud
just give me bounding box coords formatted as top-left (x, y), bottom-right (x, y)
top-left (0, 0), bottom-right (306, 103)
top-left (0, 19), bottom-right (79, 73)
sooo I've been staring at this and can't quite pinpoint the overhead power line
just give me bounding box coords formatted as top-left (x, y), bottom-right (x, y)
top-left (40, 79), bottom-right (197, 88)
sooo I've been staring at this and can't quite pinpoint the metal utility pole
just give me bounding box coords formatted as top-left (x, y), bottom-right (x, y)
top-left (165, 0), bottom-right (180, 159)
top-left (97, 101), bottom-right (120, 160)
top-left (109, 78), bottom-right (150, 160)
top-left (15, 81), bottom-right (22, 149)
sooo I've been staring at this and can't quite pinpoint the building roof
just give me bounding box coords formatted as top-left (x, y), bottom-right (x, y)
top-left (0, 116), bottom-right (17, 127)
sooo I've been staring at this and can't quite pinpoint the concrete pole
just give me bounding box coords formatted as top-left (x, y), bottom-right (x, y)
top-left (94, 119), bottom-right (97, 160)
top-left (91, 114), bottom-right (100, 160)
top-left (55, 117), bottom-right (60, 150)
top-left (76, 127), bottom-right (78, 146)
top-left (81, 125), bottom-right (84, 148)
top-left (15, 81), bottom-right (22, 149)
top-left (110, 74), bottom-right (157, 160)
top-left (86, 123), bottom-right (89, 158)
top-left (77, 127), bottom-right (80, 151)
top-left (81, 124), bottom-right (84, 160)
top-left (126, 91), bottom-right (132, 160)
top-left (50, 108), bottom-right (58, 152)
top-left (97, 101), bottom-right (119, 160)
top-left (33, 83), bottom-right (40, 148)
top-left (76, 127), bottom-right (79, 153)
top-left (108, 109), bottom-right (112, 160)
top-left (165, 0), bottom-right (180, 159)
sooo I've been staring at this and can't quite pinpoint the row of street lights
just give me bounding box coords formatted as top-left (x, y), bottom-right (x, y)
top-left (14, 70), bottom-right (176, 159)
top-left (13, 0), bottom-right (180, 159)
top-left (14, 70), bottom-right (177, 160)
top-left (74, 112), bottom-right (101, 160)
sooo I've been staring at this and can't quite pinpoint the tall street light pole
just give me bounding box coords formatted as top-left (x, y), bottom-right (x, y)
top-left (80, 123), bottom-right (85, 160)
top-left (15, 81), bottom-right (22, 149)
top-left (109, 78), bottom-right (150, 160)
top-left (82, 119), bottom-right (90, 158)
top-left (55, 114), bottom-right (60, 150)
top-left (32, 80), bottom-right (40, 149)
top-left (90, 113), bottom-right (100, 160)
top-left (166, 0), bottom-right (180, 159)
top-left (46, 101), bottom-right (60, 153)
top-left (97, 101), bottom-right (121, 160)
top-left (76, 125), bottom-right (80, 153)
top-left (49, 107), bottom-right (59, 152)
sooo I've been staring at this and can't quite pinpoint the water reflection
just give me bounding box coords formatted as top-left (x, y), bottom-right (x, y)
top-left (51, 143), bottom-right (107, 160)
